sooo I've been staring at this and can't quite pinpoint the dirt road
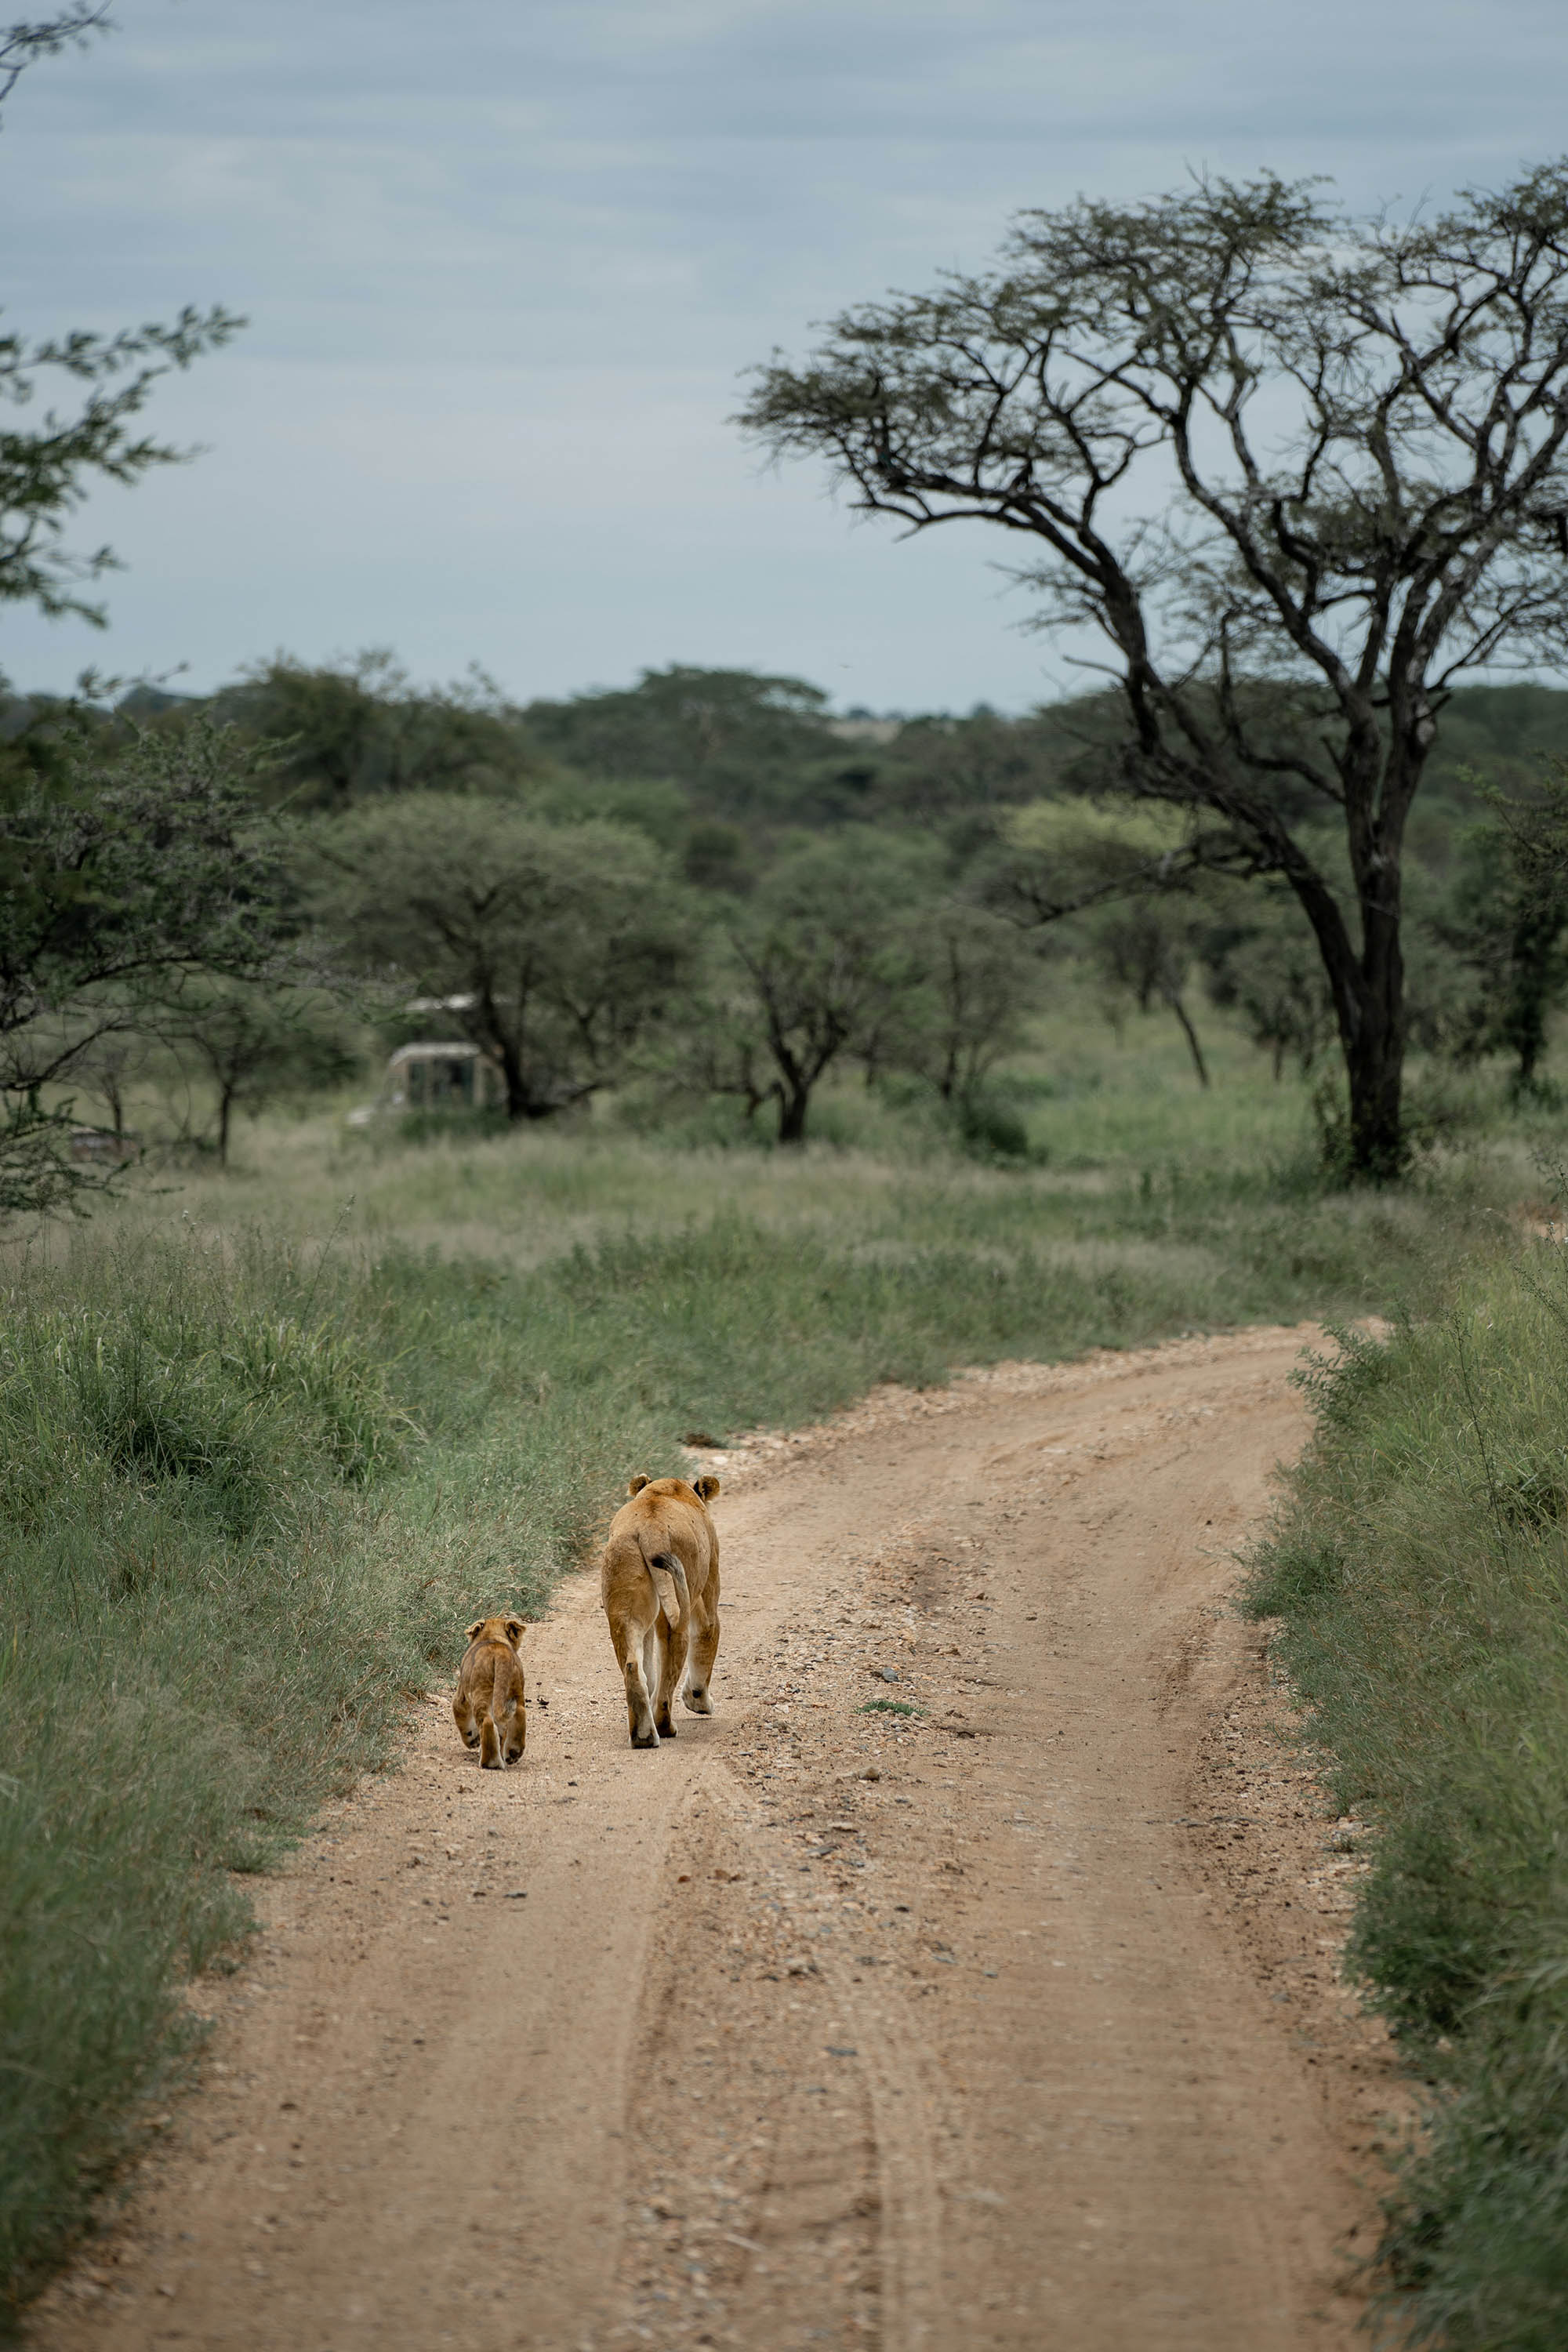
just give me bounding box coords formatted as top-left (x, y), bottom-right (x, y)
top-left (31, 1326), bottom-right (1406, 2352)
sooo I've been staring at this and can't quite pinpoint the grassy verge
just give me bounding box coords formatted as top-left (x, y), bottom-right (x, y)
top-left (1249, 1230), bottom-right (1568, 2348)
top-left (0, 1014), bottom-right (1530, 2324)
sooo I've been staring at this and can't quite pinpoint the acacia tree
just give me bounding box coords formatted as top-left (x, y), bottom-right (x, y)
top-left (214, 651), bottom-right (539, 810)
top-left (315, 796), bottom-right (697, 1120)
top-left (1435, 767), bottom-right (1568, 1092)
top-left (2, 9), bottom-right (241, 631)
top-left (1202, 895), bottom-right (1339, 1081)
top-left (694, 833), bottom-right (934, 1143)
top-left (892, 901), bottom-right (1045, 1103)
top-left (1085, 900), bottom-right (1211, 1087)
top-left (743, 167), bottom-right (1568, 1176)
top-left (0, 721), bottom-right (289, 1081)
top-left (0, 721), bottom-right (294, 1210)
top-left (160, 982), bottom-right (358, 1165)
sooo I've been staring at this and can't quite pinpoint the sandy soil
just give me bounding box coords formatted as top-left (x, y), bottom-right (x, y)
top-left (28, 1325), bottom-right (1410, 2352)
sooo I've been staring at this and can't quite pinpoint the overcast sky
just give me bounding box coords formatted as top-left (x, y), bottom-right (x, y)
top-left (5, 0), bottom-right (1566, 712)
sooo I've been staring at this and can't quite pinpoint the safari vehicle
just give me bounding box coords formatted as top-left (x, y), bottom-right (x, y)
top-left (68, 1127), bottom-right (142, 1164)
top-left (372, 1041), bottom-right (504, 1117)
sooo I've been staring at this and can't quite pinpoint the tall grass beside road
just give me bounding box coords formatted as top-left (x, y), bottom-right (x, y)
top-left (0, 1080), bottom-right (1521, 2325)
top-left (0, 1233), bottom-right (440, 2318)
top-left (1250, 1229), bottom-right (1568, 2349)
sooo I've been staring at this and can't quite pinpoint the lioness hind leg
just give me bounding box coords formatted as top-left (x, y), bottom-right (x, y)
top-left (608, 1588), bottom-right (660, 1748)
top-left (622, 1651), bottom-right (659, 1750)
top-left (648, 1622), bottom-right (678, 1740)
top-left (684, 1605), bottom-right (720, 1715)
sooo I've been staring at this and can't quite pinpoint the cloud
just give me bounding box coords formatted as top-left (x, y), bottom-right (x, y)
top-left (4, 0), bottom-right (1564, 706)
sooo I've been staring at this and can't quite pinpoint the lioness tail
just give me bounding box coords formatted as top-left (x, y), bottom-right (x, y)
top-left (641, 1543), bottom-right (689, 1626)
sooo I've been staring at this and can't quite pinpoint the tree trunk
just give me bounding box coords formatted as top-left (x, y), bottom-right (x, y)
top-left (1350, 884), bottom-right (1408, 1179)
top-left (217, 1083), bottom-right (234, 1167)
top-left (1512, 951), bottom-right (1546, 1094)
top-left (499, 1041), bottom-right (535, 1121)
top-left (777, 1083), bottom-right (811, 1145)
top-left (1285, 829), bottom-right (1409, 1181)
top-left (1507, 904), bottom-right (1561, 1095)
top-left (1343, 1026), bottom-right (1406, 1180)
top-left (1163, 989), bottom-right (1210, 1088)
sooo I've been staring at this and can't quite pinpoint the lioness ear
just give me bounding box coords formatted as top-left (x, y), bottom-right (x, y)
top-left (465, 1619), bottom-right (486, 1643)
top-left (628, 1473), bottom-right (650, 1496)
top-left (504, 1615), bottom-right (526, 1644)
top-left (695, 1475), bottom-right (720, 1501)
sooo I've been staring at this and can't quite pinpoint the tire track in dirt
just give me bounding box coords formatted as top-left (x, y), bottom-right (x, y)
top-left (27, 1326), bottom-right (1408, 2351)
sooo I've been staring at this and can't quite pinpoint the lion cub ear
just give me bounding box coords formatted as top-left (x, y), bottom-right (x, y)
top-left (465, 1618), bottom-right (487, 1643)
top-left (504, 1615), bottom-right (526, 1645)
top-left (695, 1475), bottom-right (721, 1501)
top-left (628, 1473), bottom-right (651, 1496)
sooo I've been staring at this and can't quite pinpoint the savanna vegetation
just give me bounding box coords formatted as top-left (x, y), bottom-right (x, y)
top-left (11, 631), bottom-right (1568, 2352)
top-left (13, 656), bottom-right (1568, 1181)
top-left (9, 15), bottom-right (1568, 2332)
top-left (0, 957), bottom-right (1547, 2330)
top-left (744, 164), bottom-right (1568, 1181)
top-left (1250, 1225), bottom-right (1568, 2347)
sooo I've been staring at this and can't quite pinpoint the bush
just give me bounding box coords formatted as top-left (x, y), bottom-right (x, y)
top-left (954, 1088), bottom-right (1034, 1163)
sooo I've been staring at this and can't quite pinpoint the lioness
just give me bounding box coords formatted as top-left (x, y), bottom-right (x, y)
top-left (452, 1613), bottom-right (528, 1768)
top-left (601, 1474), bottom-right (720, 1748)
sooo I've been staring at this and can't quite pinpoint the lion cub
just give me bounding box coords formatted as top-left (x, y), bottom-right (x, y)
top-left (452, 1614), bottom-right (528, 1768)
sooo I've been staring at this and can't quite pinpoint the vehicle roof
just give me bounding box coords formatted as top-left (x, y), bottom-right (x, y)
top-left (387, 1040), bottom-right (489, 1065)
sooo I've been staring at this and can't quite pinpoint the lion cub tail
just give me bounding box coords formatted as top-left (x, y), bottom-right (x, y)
top-left (480, 1713), bottom-right (502, 1769)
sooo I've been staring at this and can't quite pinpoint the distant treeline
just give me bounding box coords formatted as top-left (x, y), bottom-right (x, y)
top-left (8, 657), bottom-right (1568, 1189)
top-left (10, 656), bottom-right (1568, 883)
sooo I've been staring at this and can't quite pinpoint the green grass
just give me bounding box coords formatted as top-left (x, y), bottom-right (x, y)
top-left (107, 982), bottom-right (1335, 1245)
top-left (1248, 1235), bottom-right (1568, 2347)
top-left (0, 992), bottom-right (1541, 2325)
